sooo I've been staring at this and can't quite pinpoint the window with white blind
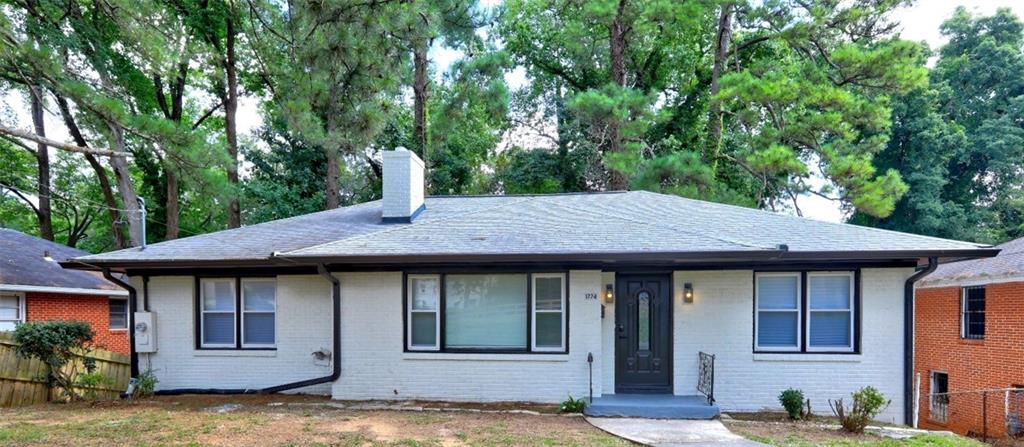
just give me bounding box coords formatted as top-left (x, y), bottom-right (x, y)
top-left (405, 272), bottom-right (568, 353)
top-left (532, 274), bottom-right (566, 351)
top-left (755, 271), bottom-right (858, 353)
top-left (200, 279), bottom-right (236, 348)
top-left (807, 272), bottom-right (854, 352)
top-left (755, 273), bottom-right (801, 351)
top-left (198, 277), bottom-right (277, 349)
top-left (407, 275), bottom-right (440, 351)
top-left (0, 293), bottom-right (24, 331)
top-left (241, 279), bottom-right (276, 347)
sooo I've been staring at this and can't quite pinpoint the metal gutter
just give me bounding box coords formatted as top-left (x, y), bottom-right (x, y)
top-left (904, 257), bottom-right (938, 425)
top-left (102, 269), bottom-right (139, 378)
top-left (58, 248), bottom-right (1000, 271)
top-left (0, 284), bottom-right (128, 296)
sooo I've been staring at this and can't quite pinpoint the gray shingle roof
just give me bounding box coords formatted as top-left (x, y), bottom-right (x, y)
top-left (0, 228), bottom-right (122, 291)
top-left (920, 237), bottom-right (1024, 287)
top-left (71, 191), bottom-right (994, 267)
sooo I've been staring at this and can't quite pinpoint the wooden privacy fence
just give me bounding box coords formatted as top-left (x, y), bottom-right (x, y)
top-left (0, 332), bottom-right (130, 407)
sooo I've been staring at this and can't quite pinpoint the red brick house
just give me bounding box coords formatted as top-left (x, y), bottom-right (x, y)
top-left (915, 237), bottom-right (1024, 437)
top-left (0, 228), bottom-right (129, 354)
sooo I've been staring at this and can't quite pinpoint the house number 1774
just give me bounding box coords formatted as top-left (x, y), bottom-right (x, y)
top-left (585, 293), bottom-right (599, 300)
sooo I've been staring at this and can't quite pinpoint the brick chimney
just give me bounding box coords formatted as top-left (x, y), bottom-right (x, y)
top-left (382, 148), bottom-right (425, 223)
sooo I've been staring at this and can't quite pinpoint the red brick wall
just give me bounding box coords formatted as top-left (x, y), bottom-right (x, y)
top-left (915, 282), bottom-right (1024, 437)
top-left (24, 292), bottom-right (130, 355)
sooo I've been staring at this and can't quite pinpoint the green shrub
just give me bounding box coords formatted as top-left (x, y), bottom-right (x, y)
top-left (13, 320), bottom-right (95, 401)
top-left (778, 388), bottom-right (805, 420)
top-left (133, 369), bottom-right (159, 399)
top-left (559, 395), bottom-right (587, 413)
top-left (76, 372), bottom-right (114, 400)
top-left (829, 386), bottom-right (891, 433)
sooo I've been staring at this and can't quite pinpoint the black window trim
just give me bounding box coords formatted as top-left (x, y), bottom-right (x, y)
top-left (402, 270), bottom-right (570, 355)
top-left (960, 285), bottom-right (985, 340)
top-left (752, 268), bottom-right (861, 355)
top-left (193, 275), bottom-right (278, 351)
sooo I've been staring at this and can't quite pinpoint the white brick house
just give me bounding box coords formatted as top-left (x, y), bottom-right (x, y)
top-left (67, 148), bottom-right (997, 424)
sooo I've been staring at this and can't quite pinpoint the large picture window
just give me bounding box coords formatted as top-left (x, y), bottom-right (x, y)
top-left (406, 273), bottom-right (568, 353)
top-left (755, 271), bottom-right (857, 353)
top-left (198, 277), bottom-right (277, 349)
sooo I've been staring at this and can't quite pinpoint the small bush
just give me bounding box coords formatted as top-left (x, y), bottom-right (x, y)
top-left (830, 386), bottom-right (891, 433)
top-left (13, 320), bottom-right (95, 401)
top-left (559, 395), bottom-right (587, 413)
top-left (133, 369), bottom-right (159, 399)
top-left (76, 372), bottom-right (114, 400)
top-left (779, 388), bottom-right (805, 420)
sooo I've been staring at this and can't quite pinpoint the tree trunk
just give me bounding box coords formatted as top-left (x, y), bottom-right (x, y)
top-left (606, 0), bottom-right (629, 191)
top-left (165, 167), bottom-right (179, 239)
top-left (54, 93), bottom-right (127, 249)
top-left (107, 121), bottom-right (143, 247)
top-left (413, 39), bottom-right (429, 188)
top-left (225, 14), bottom-right (241, 228)
top-left (325, 149), bottom-right (340, 209)
top-left (30, 87), bottom-right (54, 241)
top-left (706, 2), bottom-right (734, 174)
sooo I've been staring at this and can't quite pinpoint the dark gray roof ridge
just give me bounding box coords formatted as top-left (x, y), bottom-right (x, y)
top-left (551, 196), bottom-right (775, 251)
top-left (634, 190), bottom-right (992, 249)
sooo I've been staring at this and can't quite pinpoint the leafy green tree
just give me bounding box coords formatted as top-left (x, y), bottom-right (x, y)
top-left (246, 0), bottom-right (413, 210)
top-left (858, 7), bottom-right (1024, 242)
top-left (500, 0), bottom-right (922, 218)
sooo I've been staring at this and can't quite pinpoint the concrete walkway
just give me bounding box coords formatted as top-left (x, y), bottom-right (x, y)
top-left (586, 417), bottom-right (769, 447)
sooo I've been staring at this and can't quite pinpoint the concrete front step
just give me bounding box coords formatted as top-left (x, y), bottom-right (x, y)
top-left (584, 394), bottom-right (720, 419)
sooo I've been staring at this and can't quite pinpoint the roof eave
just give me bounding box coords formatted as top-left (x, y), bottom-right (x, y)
top-left (61, 247), bottom-right (999, 271)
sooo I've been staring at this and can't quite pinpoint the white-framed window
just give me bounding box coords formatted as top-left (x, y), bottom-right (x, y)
top-left (807, 272), bottom-right (855, 352)
top-left (960, 286), bottom-right (985, 340)
top-left (108, 299), bottom-right (128, 330)
top-left (0, 292), bottom-right (25, 331)
top-left (755, 273), bottom-right (801, 351)
top-left (200, 278), bottom-right (236, 348)
top-left (241, 279), bottom-right (277, 347)
top-left (407, 274), bottom-right (440, 351)
top-left (532, 273), bottom-right (566, 352)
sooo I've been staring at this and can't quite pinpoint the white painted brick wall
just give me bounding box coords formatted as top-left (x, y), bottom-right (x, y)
top-left (671, 268), bottom-right (911, 424)
top-left (331, 271), bottom-right (604, 403)
top-left (136, 266), bottom-right (909, 415)
top-left (134, 275), bottom-right (333, 395)
top-left (600, 272), bottom-right (616, 394)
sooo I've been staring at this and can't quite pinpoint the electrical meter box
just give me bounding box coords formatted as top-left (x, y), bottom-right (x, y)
top-left (134, 312), bottom-right (157, 353)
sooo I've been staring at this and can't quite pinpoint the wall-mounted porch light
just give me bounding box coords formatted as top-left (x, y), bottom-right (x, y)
top-left (604, 284), bottom-right (614, 303)
top-left (684, 283), bottom-right (694, 303)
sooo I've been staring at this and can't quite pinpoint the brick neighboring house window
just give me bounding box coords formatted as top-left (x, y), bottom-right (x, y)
top-left (1, 293), bottom-right (24, 329)
top-left (109, 299), bottom-right (128, 330)
top-left (930, 371), bottom-right (949, 423)
top-left (961, 286), bottom-right (985, 340)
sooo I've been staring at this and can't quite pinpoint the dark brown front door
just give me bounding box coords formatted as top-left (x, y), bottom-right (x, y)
top-left (615, 274), bottom-right (672, 394)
